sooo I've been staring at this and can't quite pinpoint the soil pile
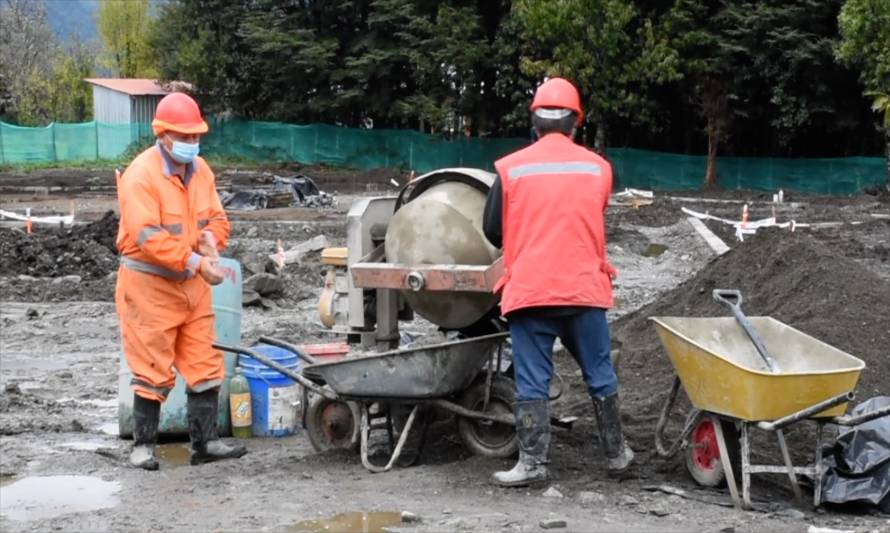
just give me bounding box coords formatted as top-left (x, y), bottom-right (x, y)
top-left (610, 227), bottom-right (890, 442)
top-left (0, 211), bottom-right (119, 280)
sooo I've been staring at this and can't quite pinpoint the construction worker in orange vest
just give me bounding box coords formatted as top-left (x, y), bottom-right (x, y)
top-left (483, 78), bottom-right (634, 487)
top-left (115, 92), bottom-right (246, 469)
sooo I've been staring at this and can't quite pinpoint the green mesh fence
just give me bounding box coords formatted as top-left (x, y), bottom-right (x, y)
top-left (1, 119), bottom-right (885, 194)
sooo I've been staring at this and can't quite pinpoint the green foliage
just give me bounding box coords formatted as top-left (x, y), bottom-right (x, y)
top-left (139, 0), bottom-right (885, 163)
top-left (837, 0), bottom-right (890, 93)
top-left (97, 0), bottom-right (157, 78)
top-left (514, 0), bottom-right (680, 147)
top-left (0, 1), bottom-right (94, 126)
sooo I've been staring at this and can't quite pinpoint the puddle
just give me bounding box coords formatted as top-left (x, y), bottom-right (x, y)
top-left (641, 243), bottom-right (668, 257)
top-left (96, 422), bottom-right (119, 436)
top-left (290, 512), bottom-right (403, 533)
top-left (155, 443), bottom-right (191, 466)
top-left (0, 475), bottom-right (120, 521)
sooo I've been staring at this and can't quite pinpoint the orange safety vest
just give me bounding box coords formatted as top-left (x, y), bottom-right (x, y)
top-left (494, 133), bottom-right (615, 315)
top-left (116, 144), bottom-right (229, 279)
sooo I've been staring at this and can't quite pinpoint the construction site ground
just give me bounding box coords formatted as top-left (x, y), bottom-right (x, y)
top-left (1, 165), bottom-right (888, 532)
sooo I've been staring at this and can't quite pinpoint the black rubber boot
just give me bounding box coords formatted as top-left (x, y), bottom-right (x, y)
top-left (130, 394), bottom-right (160, 471)
top-left (593, 392), bottom-right (634, 472)
top-left (491, 399), bottom-right (550, 487)
top-left (187, 389), bottom-right (247, 465)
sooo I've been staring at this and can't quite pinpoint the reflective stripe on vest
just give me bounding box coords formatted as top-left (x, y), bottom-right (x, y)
top-left (121, 256), bottom-right (190, 281)
top-left (507, 161), bottom-right (601, 181)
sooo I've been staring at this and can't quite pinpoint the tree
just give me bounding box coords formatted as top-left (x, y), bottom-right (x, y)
top-left (15, 41), bottom-right (95, 125)
top-left (0, 0), bottom-right (94, 125)
top-left (836, 0), bottom-right (890, 185)
top-left (98, 0), bottom-right (157, 78)
top-left (514, 0), bottom-right (679, 152)
top-left (0, 0), bottom-right (56, 121)
top-left (663, 0), bottom-right (748, 187)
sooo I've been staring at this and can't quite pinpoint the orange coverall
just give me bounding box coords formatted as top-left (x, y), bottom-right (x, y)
top-left (115, 144), bottom-right (230, 402)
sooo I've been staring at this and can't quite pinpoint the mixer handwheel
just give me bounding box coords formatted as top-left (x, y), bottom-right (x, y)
top-left (306, 395), bottom-right (361, 452)
top-left (457, 377), bottom-right (518, 458)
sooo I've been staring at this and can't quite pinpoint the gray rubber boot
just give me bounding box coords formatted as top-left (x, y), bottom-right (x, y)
top-left (187, 389), bottom-right (247, 465)
top-left (593, 392), bottom-right (634, 473)
top-left (129, 394), bottom-right (160, 471)
top-left (492, 399), bottom-right (550, 487)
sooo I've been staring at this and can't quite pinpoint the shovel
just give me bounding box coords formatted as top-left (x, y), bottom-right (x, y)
top-left (713, 289), bottom-right (780, 373)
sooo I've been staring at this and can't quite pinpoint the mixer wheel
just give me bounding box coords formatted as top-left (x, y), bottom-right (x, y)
top-left (306, 395), bottom-right (361, 452)
top-left (685, 414), bottom-right (740, 487)
top-left (457, 377), bottom-right (518, 458)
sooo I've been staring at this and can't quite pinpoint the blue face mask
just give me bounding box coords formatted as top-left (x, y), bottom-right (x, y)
top-left (166, 137), bottom-right (200, 164)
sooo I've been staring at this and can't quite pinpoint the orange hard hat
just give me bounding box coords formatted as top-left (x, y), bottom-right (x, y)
top-left (529, 78), bottom-right (583, 125)
top-left (151, 92), bottom-right (209, 136)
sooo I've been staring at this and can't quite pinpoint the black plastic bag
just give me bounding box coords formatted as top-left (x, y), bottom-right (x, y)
top-left (821, 396), bottom-right (890, 509)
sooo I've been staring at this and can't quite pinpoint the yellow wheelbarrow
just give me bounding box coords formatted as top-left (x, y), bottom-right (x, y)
top-left (651, 290), bottom-right (889, 509)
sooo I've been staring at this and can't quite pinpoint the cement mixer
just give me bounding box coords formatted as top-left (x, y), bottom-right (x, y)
top-left (249, 168), bottom-right (524, 467)
top-left (318, 167), bottom-right (506, 347)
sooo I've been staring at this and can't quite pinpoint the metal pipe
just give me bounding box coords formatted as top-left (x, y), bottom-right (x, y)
top-left (757, 392), bottom-right (854, 431)
top-left (257, 335), bottom-right (319, 366)
top-left (429, 398), bottom-right (514, 426)
top-left (213, 342), bottom-right (337, 400)
top-left (832, 404), bottom-right (890, 427)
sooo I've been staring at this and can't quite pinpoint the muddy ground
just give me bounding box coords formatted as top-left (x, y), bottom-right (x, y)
top-left (1, 166), bottom-right (889, 532)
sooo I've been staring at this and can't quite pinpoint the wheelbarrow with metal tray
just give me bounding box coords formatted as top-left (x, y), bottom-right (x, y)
top-left (215, 331), bottom-right (524, 473)
top-left (652, 289), bottom-right (890, 509)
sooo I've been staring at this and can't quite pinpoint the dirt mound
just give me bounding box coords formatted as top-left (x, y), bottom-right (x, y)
top-left (610, 227), bottom-right (890, 439)
top-left (0, 211), bottom-right (119, 280)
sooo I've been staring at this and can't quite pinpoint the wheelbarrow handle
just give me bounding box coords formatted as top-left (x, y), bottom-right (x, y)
top-left (257, 335), bottom-right (319, 366)
top-left (213, 342), bottom-right (337, 400)
top-left (832, 403), bottom-right (890, 427)
top-left (757, 391), bottom-right (854, 431)
top-left (712, 289), bottom-right (780, 373)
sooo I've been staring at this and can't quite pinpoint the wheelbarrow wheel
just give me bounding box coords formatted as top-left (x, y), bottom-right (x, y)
top-left (685, 414), bottom-right (740, 487)
top-left (457, 377), bottom-right (518, 458)
top-left (306, 394), bottom-right (361, 453)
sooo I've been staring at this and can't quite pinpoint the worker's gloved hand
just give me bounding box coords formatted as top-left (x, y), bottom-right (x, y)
top-left (199, 256), bottom-right (224, 286)
top-left (198, 230), bottom-right (219, 259)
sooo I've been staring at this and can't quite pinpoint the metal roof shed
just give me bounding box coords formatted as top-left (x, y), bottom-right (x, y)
top-left (85, 78), bottom-right (170, 124)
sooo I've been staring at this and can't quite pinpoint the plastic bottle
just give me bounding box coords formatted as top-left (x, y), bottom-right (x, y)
top-left (229, 367), bottom-right (252, 439)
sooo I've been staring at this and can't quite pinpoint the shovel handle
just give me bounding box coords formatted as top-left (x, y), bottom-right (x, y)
top-left (712, 289), bottom-right (780, 373)
top-left (713, 289), bottom-right (743, 309)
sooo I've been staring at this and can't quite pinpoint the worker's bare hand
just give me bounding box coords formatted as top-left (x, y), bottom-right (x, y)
top-left (198, 230), bottom-right (219, 259)
top-left (199, 257), bottom-right (224, 285)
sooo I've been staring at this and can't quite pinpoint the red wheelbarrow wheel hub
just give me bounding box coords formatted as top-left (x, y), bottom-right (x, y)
top-left (690, 417), bottom-right (720, 471)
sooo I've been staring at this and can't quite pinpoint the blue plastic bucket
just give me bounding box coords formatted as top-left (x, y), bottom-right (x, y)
top-left (240, 345), bottom-right (301, 437)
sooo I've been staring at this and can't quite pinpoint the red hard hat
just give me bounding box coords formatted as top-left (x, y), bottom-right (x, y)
top-left (152, 92), bottom-right (209, 136)
top-left (529, 78), bottom-right (583, 125)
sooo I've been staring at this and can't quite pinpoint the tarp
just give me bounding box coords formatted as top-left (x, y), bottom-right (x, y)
top-left (821, 396), bottom-right (890, 509)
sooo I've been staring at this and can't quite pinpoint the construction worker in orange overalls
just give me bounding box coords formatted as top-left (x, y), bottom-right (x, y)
top-left (115, 92), bottom-right (246, 470)
top-left (483, 78), bottom-right (634, 486)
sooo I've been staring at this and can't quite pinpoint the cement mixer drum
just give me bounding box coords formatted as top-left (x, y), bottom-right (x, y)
top-left (384, 169), bottom-right (501, 329)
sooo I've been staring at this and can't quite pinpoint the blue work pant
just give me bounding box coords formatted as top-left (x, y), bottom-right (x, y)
top-left (509, 308), bottom-right (617, 402)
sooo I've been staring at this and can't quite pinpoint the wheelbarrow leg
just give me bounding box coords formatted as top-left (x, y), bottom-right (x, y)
top-left (714, 417), bottom-right (742, 510)
top-left (360, 404), bottom-right (419, 474)
top-left (813, 423), bottom-right (824, 508)
top-left (740, 422), bottom-right (752, 509)
top-left (776, 429), bottom-right (804, 504)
